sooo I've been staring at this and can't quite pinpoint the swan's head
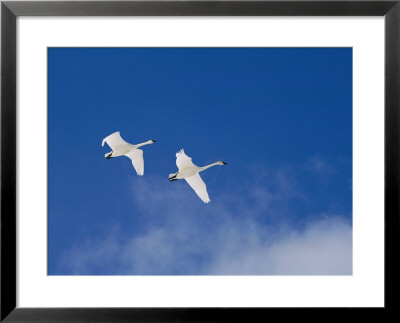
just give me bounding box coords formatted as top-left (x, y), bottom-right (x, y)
top-left (105, 152), bottom-right (113, 159)
top-left (217, 161), bottom-right (227, 165)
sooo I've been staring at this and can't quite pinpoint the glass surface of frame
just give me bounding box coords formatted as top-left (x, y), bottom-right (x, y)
top-left (1, 0), bottom-right (400, 322)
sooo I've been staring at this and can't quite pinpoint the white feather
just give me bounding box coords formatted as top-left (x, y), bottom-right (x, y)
top-left (185, 173), bottom-right (211, 203)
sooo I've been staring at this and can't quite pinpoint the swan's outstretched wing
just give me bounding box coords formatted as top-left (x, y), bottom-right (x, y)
top-left (125, 149), bottom-right (144, 176)
top-left (102, 131), bottom-right (129, 150)
top-left (185, 173), bottom-right (210, 203)
top-left (176, 149), bottom-right (195, 170)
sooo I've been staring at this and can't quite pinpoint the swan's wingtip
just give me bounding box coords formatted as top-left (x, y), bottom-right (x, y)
top-left (109, 130), bottom-right (120, 137)
top-left (176, 148), bottom-right (185, 156)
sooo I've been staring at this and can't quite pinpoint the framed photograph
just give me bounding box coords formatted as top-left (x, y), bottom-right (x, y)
top-left (1, 0), bottom-right (399, 321)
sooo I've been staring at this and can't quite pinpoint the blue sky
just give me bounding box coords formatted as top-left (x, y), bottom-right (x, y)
top-left (48, 48), bottom-right (352, 275)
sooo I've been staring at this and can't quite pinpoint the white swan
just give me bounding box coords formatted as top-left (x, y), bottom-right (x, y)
top-left (102, 131), bottom-right (156, 176)
top-left (169, 149), bottom-right (227, 203)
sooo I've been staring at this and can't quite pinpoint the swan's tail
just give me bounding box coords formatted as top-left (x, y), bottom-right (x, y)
top-left (169, 172), bottom-right (179, 182)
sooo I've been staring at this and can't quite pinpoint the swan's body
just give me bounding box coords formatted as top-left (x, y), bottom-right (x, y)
top-left (169, 149), bottom-right (226, 203)
top-left (102, 131), bottom-right (155, 176)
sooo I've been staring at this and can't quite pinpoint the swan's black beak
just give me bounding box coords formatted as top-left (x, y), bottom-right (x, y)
top-left (151, 140), bottom-right (157, 143)
top-left (222, 161), bottom-right (227, 165)
top-left (169, 174), bottom-right (178, 181)
top-left (105, 152), bottom-right (113, 159)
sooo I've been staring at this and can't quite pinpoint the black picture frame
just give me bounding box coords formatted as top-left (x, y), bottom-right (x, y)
top-left (1, 0), bottom-right (399, 321)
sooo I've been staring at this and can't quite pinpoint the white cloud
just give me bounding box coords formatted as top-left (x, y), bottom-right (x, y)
top-left (59, 170), bottom-right (352, 275)
top-left (206, 216), bottom-right (352, 275)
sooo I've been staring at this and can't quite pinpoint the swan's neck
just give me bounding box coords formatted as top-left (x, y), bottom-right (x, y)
top-left (199, 162), bottom-right (221, 172)
top-left (134, 140), bottom-right (154, 148)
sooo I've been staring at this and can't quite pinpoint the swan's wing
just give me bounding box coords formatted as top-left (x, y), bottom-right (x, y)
top-left (102, 131), bottom-right (129, 150)
top-left (185, 173), bottom-right (211, 203)
top-left (125, 149), bottom-right (144, 176)
top-left (176, 149), bottom-right (195, 170)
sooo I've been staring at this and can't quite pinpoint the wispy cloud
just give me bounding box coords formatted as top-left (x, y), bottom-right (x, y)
top-left (59, 161), bottom-right (352, 275)
top-left (206, 216), bottom-right (351, 275)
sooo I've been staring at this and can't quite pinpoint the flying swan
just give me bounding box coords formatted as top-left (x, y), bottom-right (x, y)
top-left (169, 149), bottom-right (227, 203)
top-left (102, 131), bottom-right (156, 176)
